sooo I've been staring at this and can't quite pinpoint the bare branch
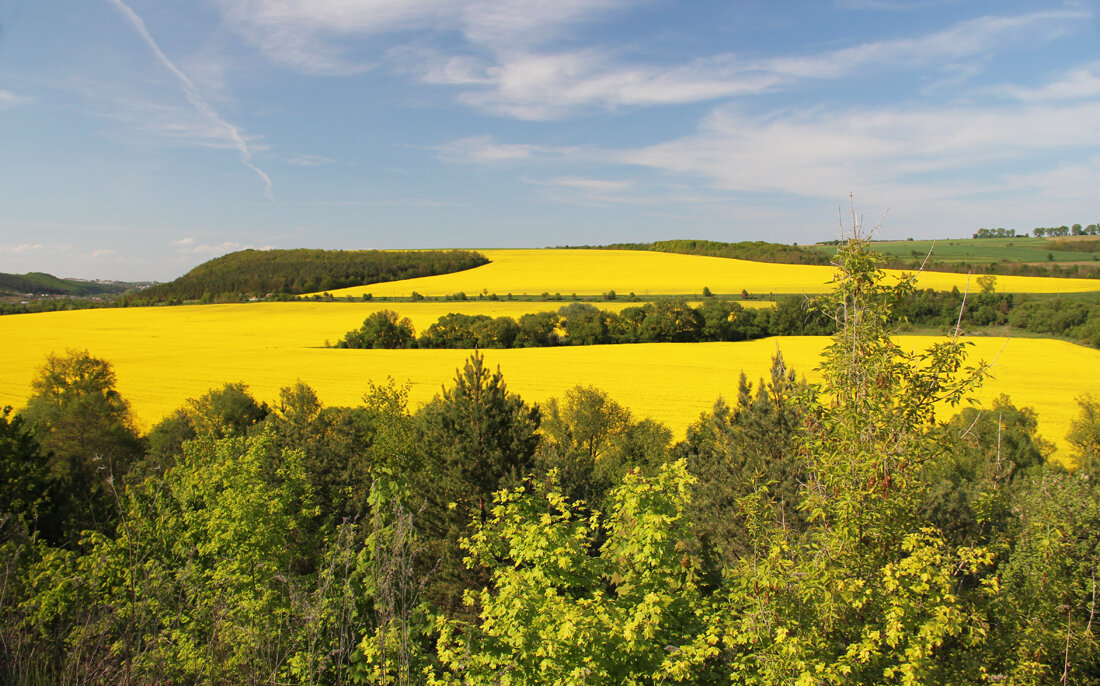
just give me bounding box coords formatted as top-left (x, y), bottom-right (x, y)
top-left (952, 273), bottom-right (971, 343)
top-left (917, 240), bottom-right (936, 275)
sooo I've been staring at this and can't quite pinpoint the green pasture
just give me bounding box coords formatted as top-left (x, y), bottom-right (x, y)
top-left (811, 237), bottom-right (1099, 265)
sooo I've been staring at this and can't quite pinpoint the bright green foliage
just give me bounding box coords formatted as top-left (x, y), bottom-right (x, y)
top-left (986, 471), bottom-right (1100, 682)
top-left (1069, 395), bottom-right (1100, 473)
top-left (429, 460), bottom-right (708, 685)
top-left (558, 302), bottom-right (613, 345)
top-left (416, 313), bottom-right (522, 349)
top-left (267, 379), bottom-right (415, 526)
top-left (637, 300), bottom-right (705, 342)
top-left (351, 475), bottom-right (435, 685)
top-left (140, 382), bottom-right (270, 477)
top-left (678, 227), bottom-right (995, 683)
top-left (188, 382), bottom-right (271, 438)
top-left (15, 432), bottom-right (319, 684)
top-left (515, 311), bottom-right (560, 347)
top-left (119, 433), bottom-right (315, 682)
top-left (927, 395), bottom-right (1052, 545)
top-left (338, 310), bottom-right (417, 349)
top-left (536, 385), bottom-right (671, 508)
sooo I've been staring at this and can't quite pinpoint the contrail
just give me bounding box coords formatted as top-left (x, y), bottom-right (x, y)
top-left (105, 0), bottom-right (274, 200)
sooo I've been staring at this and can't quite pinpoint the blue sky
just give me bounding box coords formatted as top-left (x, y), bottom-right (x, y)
top-left (1, 0), bottom-right (1098, 280)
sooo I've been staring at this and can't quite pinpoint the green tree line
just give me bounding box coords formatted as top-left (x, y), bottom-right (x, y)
top-left (4, 236), bottom-right (1100, 683)
top-left (1032, 224), bottom-right (1100, 238)
top-left (132, 248), bottom-right (489, 304)
top-left (333, 297), bottom-right (832, 350)
top-left (336, 285), bottom-right (1100, 351)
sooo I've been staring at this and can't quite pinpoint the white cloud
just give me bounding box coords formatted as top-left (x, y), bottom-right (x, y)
top-left (89, 249), bottom-right (117, 258)
top-left (447, 52), bottom-right (784, 120)
top-left (615, 99), bottom-right (1100, 203)
top-left (171, 237), bottom-right (196, 246)
top-left (435, 135), bottom-right (571, 163)
top-left (996, 61), bottom-right (1100, 102)
top-left (0, 89), bottom-right (34, 110)
top-left (762, 10), bottom-right (1078, 80)
top-left (189, 241), bottom-right (247, 256)
top-left (216, 0), bottom-right (629, 74)
top-left (1004, 155), bottom-right (1100, 200)
top-left (210, 2), bottom-right (1090, 121)
top-left (419, 9), bottom-right (1089, 120)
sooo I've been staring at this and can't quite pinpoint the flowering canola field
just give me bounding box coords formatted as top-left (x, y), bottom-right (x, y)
top-left (0, 300), bottom-right (1095, 461)
top-left (319, 249), bottom-right (1100, 298)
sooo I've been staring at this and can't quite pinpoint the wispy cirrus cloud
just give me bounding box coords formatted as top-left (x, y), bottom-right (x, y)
top-left (408, 8), bottom-right (1089, 120)
top-left (758, 9), bottom-right (1079, 80)
top-left (98, 95), bottom-right (268, 153)
top-left (434, 135), bottom-right (574, 163)
top-left (994, 61), bottom-right (1100, 102)
top-left (216, 0), bottom-right (630, 74)
top-left (106, 0), bottom-right (274, 199)
top-left (211, 1), bottom-right (1092, 123)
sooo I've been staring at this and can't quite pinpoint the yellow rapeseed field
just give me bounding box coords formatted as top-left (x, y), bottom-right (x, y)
top-left (319, 249), bottom-right (1100, 298)
top-left (1, 301), bottom-right (1095, 461)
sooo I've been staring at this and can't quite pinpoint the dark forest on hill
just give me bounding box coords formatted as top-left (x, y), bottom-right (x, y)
top-left (132, 248), bottom-right (489, 303)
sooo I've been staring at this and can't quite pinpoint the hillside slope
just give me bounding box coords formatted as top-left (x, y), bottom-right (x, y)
top-left (0, 271), bottom-right (136, 297)
top-left (137, 248), bottom-right (489, 302)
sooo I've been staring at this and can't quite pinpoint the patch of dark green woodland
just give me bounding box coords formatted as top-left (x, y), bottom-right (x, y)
top-left (332, 296), bottom-right (833, 350)
top-left (8, 236), bottom-right (1100, 682)
top-left (893, 285), bottom-right (1100, 348)
top-left (129, 248), bottom-right (489, 304)
top-left (332, 284), bottom-right (1100, 351)
top-left (563, 238), bottom-right (833, 266)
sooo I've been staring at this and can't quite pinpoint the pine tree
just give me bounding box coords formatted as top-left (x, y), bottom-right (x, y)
top-left (413, 352), bottom-right (540, 613)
